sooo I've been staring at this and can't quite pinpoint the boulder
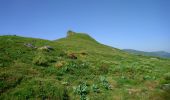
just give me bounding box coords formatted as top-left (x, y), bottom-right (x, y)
top-left (38, 46), bottom-right (54, 51)
top-left (67, 53), bottom-right (77, 59)
top-left (24, 43), bottom-right (36, 48)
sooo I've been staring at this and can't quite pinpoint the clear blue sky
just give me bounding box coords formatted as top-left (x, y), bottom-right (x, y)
top-left (0, 0), bottom-right (170, 52)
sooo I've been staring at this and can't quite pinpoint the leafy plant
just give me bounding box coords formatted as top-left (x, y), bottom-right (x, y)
top-left (100, 76), bottom-right (111, 90)
top-left (73, 82), bottom-right (89, 100)
top-left (91, 84), bottom-right (100, 93)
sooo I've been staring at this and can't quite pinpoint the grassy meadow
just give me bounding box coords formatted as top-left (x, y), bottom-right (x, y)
top-left (0, 31), bottom-right (170, 100)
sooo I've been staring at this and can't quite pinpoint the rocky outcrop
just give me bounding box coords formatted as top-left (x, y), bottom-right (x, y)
top-left (67, 30), bottom-right (75, 37)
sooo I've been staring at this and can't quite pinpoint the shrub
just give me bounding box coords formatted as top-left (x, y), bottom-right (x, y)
top-left (164, 72), bottom-right (170, 80)
top-left (59, 60), bottom-right (90, 75)
top-left (33, 53), bottom-right (50, 66)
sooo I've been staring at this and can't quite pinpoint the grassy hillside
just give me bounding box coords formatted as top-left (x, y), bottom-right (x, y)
top-left (123, 49), bottom-right (170, 58)
top-left (0, 31), bottom-right (170, 100)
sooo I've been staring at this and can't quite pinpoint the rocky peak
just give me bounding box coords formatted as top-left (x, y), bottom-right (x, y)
top-left (67, 30), bottom-right (76, 37)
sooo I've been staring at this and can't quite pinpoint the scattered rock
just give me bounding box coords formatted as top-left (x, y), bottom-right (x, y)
top-left (24, 43), bottom-right (36, 48)
top-left (38, 46), bottom-right (54, 51)
top-left (67, 53), bottom-right (77, 59)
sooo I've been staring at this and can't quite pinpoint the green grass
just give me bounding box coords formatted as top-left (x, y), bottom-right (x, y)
top-left (0, 32), bottom-right (170, 100)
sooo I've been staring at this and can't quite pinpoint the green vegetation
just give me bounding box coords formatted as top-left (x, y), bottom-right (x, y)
top-left (0, 31), bottom-right (170, 100)
top-left (33, 52), bottom-right (51, 66)
top-left (100, 76), bottom-right (111, 90)
top-left (73, 82), bottom-right (89, 100)
top-left (91, 84), bottom-right (100, 93)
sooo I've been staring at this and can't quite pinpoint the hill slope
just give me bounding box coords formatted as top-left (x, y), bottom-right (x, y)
top-left (123, 49), bottom-right (170, 58)
top-left (0, 31), bottom-right (170, 100)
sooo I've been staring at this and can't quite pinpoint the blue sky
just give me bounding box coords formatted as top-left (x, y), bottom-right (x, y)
top-left (0, 0), bottom-right (170, 52)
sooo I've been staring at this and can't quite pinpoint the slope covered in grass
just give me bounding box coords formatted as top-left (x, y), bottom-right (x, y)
top-left (0, 31), bottom-right (170, 100)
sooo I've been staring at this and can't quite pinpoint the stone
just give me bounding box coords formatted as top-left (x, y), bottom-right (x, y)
top-left (67, 53), bottom-right (77, 59)
top-left (24, 43), bottom-right (36, 48)
top-left (38, 46), bottom-right (54, 51)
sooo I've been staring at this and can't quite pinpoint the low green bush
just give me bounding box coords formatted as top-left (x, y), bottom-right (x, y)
top-left (100, 76), bottom-right (111, 90)
top-left (73, 82), bottom-right (89, 100)
top-left (164, 72), bottom-right (170, 80)
top-left (58, 60), bottom-right (90, 76)
top-left (32, 53), bottom-right (53, 66)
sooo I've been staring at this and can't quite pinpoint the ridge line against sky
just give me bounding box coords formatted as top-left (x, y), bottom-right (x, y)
top-left (0, 0), bottom-right (170, 52)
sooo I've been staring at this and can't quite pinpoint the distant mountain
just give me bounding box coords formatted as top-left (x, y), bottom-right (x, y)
top-left (123, 49), bottom-right (170, 58)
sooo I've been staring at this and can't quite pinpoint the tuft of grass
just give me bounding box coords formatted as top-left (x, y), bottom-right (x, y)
top-left (32, 52), bottom-right (54, 66)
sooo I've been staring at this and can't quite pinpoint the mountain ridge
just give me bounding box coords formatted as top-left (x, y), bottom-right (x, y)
top-left (123, 49), bottom-right (170, 58)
